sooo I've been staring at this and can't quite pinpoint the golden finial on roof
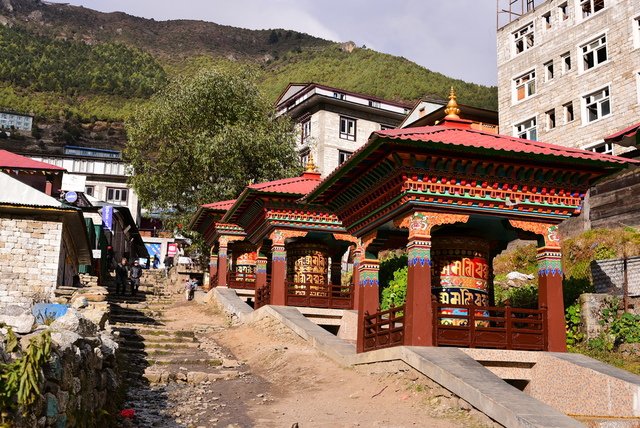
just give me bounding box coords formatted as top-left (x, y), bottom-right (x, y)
top-left (305, 154), bottom-right (316, 173)
top-left (444, 86), bottom-right (460, 119)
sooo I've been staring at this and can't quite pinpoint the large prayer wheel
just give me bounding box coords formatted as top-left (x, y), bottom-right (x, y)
top-left (431, 236), bottom-right (490, 326)
top-left (232, 242), bottom-right (257, 278)
top-left (286, 241), bottom-right (329, 285)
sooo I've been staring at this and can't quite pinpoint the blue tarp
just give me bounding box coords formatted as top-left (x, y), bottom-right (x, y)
top-left (31, 303), bottom-right (68, 325)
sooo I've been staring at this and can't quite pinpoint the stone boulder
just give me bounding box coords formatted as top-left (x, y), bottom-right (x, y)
top-left (0, 305), bottom-right (35, 333)
top-left (51, 308), bottom-right (98, 337)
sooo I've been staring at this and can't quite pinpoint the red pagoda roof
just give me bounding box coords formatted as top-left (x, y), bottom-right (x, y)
top-left (604, 123), bottom-right (640, 145)
top-left (0, 150), bottom-right (66, 171)
top-left (202, 199), bottom-right (236, 210)
top-left (379, 119), bottom-right (633, 165)
top-left (246, 171), bottom-right (322, 195)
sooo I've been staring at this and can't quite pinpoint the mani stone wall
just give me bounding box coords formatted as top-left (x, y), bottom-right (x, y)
top-left (0, 213), bottom-right (63, 307)
top-left (496, 0), bottom-right (640, 151)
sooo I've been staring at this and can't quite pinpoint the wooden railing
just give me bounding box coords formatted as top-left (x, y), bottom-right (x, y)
top-left (285, 281), bottom-right (354, 309)
top-left (362, 305), bottom-right (405, 352)
top-left (226, 271), bottom-right (260, 289)
top-left (255, 284), bottom-right (271, 309)
top-left (433, 301), bottom-right (547, 351)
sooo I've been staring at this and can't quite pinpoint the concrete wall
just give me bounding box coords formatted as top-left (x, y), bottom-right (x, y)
top-left (0, 213), bottom-right (69, 306)
top-left (497, 0), bottom-right (640, 151)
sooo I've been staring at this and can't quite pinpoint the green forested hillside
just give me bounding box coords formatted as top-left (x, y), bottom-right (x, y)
top-left (259, 46), bottom-right (497, 110)
top-left (0, 1), bottom-right (497, 124)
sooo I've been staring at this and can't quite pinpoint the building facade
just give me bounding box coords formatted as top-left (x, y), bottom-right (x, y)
top-left (0, 109), bottom-right (33, 132)
top-left (497, 0), bottom-right (640, 155)
top-left (28, 146), bottom-right (141, 223)
top-left (275, 83), bottom-right (411, 176)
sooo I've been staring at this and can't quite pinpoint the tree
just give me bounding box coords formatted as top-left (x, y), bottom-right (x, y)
top-left (124, 67), bottom-right (300, 233)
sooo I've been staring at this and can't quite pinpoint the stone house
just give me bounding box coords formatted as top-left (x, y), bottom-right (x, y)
top-left (0, 173), bottom-right (92, 306)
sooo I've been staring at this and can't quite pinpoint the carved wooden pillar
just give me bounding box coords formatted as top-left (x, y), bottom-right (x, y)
top-left (356, 232), bottom-right (379, 353)
top-left (208, 249), bottom-right (218, 290)
top-left (217, 237), bottom-right (229, 288)
top-left (255, 243), bottom-right (268, 291)
top-left (510, 221), bottom-right (566, 352)
top-left (356, 259), bottom-right (380, 353)
top-left (405, 218), bottom-right (433, 346)
top-left (538, 245), bottom-right (566, 352)
top-left (351, 244), bottom-right (363, 307)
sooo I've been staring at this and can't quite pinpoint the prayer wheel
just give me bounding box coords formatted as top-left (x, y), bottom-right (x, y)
top-left (232, 242), bottom-right (257, 279)
top-left (286, 241), bottom-right (329, 285)
top-left (431, 236), bottom-right (490, 326)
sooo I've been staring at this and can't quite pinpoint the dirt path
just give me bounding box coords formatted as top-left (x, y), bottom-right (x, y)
top-left (157, 301), bottom-right (488, 428)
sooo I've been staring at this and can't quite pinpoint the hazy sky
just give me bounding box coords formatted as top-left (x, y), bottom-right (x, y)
top-left (51, 0), bottom-right (498, 87)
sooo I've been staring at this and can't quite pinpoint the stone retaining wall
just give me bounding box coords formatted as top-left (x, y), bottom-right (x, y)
top-left (0, 283), bottom-right (121, 427)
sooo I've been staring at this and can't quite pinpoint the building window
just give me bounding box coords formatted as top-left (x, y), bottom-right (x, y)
top-left (368, 100), bottom-right (381, 108)
top-left (338, 150), bottom-right (352, 165)
top-left (546, 109), bottom-right (556, 130)
top-left (380, 124), bottom-right (393, 131)
top-left (104, 162), bottom-right (124, 176)
top-left (339, 117), bottom-right (356, 141)
top-left (543, 12), bottom-right (552, 29)
top-left (106, 188), bottom-right (128, 204)
top-left (333, 92), bottom-right (346, 100)
top-left (637, 72), bottom-right (640, 104)
top-left (584, 87), bottom-right (611, 123)
top-left (301, 120), bottom-right (311, 143)
top-left (514, 70), bottom-right (536, 102)
top-left (544, 61), bottom-right (554, 81)
top-left (581, 35), bottom-right (607, 71)
top-left (561, 52), bottom-right (572, 73)
top-left (580, 0), bottom-right (605, 19)
top-left (563, 102), bottom-right (575, 123)
top-left (72, 159), bottom-right (94, 173)
top-left (634, 16), bottom-right (640, 49)
top-left (84, 186), bottom-right (94, 196)
top-left (300, 149), bottom-right (310, 168)
top-left (513, 23), bottom-right (534, 55)
top-left (587, 142), bottom-right (613, 155)
top-left (559, 2), bottom-right (569, 20)
top-left (515, 117), bottom-right (537, 141)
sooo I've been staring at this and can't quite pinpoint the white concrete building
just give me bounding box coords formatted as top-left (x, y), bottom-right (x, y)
top-left (0, 109), bottom-right (33, 132)
top-left (497, 0), bottom-right (640, 155)
top-left (275, 83), bottom-right (412, 176)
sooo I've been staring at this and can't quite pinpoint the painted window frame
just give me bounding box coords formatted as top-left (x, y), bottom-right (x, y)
top-left (339, 116), bottom-right (356, 141)
top-left (513, 70), bottom-right (536, 102)
top-left (514, 117), bottom-right (537, 141)
top-left (583, 86), bottom-right (611, 124)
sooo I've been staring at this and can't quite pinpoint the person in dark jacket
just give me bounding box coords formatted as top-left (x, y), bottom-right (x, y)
top-left (130, 260), bottom-right (143, 296)
top-left (115, 258), bottom-right (128, 295)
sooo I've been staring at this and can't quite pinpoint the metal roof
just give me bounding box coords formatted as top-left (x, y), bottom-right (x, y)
top-left (0, 150), bottom-right (66, 171)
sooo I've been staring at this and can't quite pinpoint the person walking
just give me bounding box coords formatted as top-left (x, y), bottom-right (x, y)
top-left (115, 258), bottom-right (129, 295)
top-left (164, 255), bottom-right (174, 279)
top-left (130, 260), bottom-right (143, 296)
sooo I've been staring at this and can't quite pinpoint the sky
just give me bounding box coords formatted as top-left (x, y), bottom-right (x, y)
top-left (51, 0), bottom-right (499, 87)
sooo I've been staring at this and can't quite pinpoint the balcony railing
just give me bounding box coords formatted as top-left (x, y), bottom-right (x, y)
top-left (227, 272), bottom-right (258, 290)
top-left (432, 301), bottom-right (547, 351)
top-left (255, 283), bottom-right (271, 309)
top-left (285, 281), bottom-right (354, 309)
top-left (362, 305), bottom-right (405, 352)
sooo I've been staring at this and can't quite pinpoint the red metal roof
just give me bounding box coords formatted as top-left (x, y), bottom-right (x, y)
top-left (202, 199), bottom-right (236, 210)
top-left (247, 172), bottom-right (321, 195)
top-left (604, 123), bottom-right (640, 144)
top-left (378, 119), bottom-right (634, 165)
top-left (0, 150), bottom-right (66, 171)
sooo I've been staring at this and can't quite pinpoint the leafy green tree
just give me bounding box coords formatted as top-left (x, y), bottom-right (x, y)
top-left (124, 67), bottom-right (300, 232)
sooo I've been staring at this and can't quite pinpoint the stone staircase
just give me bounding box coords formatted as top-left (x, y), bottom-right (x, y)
top-left (107, 269), bottom-right (242, 385)
top-left (106, 269), bottom-right (249, 426)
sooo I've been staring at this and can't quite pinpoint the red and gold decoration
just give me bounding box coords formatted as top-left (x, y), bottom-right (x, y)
top-left (432, 236), bottom-right (490, 326)
top-left (286, 241), bottom-right (329, 286)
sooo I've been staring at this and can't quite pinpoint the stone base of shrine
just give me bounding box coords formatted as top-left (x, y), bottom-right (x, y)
top-left (208, 287), bottom-right (640, 427)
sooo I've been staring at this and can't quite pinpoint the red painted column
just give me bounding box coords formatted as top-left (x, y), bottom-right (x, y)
top-left (216, 240), bottom-right (229, 288)
top-left (255, 254), bottom-right (268, 290)
top-left (356, 259), bottom-right (380, 353)
top-left (537, 246), bottom-right (567, 352)
top-left (351, 245), bottom-right (362, 310)
top-left (404, 236), bottom-right (434, 346)
top-left (270, 240), bottom-right (287, 306)
top-left (207, 250), bottom-right (218, 290)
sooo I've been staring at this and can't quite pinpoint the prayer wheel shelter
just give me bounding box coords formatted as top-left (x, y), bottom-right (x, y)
top-left (303, 93), bottom-right (637, 353)
top-left (219, 165), bottom-right (358, 309)
top-left (189, 200), bottom-right (247, 290)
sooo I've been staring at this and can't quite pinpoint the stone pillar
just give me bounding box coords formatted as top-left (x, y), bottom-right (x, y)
top-left (208, 249), bottom-right (218, 290)
top-left (537, 245), bottom-right (567, 352)
top-left (356, 259), bottom-right (380, 353)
